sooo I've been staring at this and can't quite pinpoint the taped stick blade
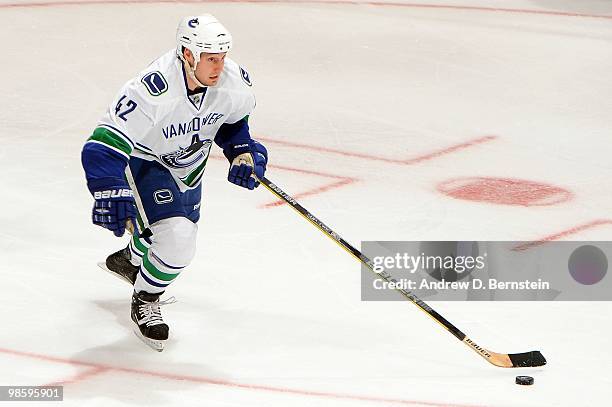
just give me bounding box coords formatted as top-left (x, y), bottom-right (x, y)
top-left (509, 351), bottom-right (547, 367)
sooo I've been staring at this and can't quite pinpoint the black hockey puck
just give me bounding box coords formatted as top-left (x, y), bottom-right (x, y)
top-left (515, 376), bottom-right (534, 385)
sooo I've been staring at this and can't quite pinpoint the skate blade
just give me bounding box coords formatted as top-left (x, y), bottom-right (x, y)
top-left (97, 262), bottom-right (134, 285)
top-left (133, 327), bottom-right (166, 352)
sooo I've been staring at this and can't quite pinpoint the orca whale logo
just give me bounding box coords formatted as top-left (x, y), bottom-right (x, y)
top-left (160, 134), bottom-right (212, 169)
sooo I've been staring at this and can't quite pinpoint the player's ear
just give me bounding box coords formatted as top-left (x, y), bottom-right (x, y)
top-left (183, 47), bottom-right (194, 63)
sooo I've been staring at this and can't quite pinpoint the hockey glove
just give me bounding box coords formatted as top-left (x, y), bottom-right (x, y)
top-left (227, 140), bottom-right (268, 190)
top-left (88, 177), bottom-right (136, 237)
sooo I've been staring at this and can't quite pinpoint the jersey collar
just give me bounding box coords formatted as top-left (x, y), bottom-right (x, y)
top-left (179, 59), bottom-right (208, 111)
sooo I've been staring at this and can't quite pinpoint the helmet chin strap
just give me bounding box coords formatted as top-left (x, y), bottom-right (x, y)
top-left (180, 55), bottom-right (206, 88)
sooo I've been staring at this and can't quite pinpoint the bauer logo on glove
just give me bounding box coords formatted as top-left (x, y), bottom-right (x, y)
top-left (94, 189), bottom-right (134, 199)
top-left (87, 178), bottom-right (136, 237)
top-left (227, 140), bottom-right (268, 190)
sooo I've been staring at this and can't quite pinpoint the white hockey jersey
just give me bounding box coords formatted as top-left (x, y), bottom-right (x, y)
top-left (89, 49), bottom-right (255, 191)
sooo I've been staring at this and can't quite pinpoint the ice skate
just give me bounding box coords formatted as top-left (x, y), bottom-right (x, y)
top-left (98, 247), bottom-right (138, 285)
top-left (131, 291), bottom-right (176, 352)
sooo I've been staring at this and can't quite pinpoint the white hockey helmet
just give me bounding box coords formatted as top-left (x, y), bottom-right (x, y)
top-left (176, 14), bottom-right (232, 68)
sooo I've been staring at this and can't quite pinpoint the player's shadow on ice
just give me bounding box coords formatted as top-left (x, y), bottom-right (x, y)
top-left (60, 299), bottom-right (226, 405)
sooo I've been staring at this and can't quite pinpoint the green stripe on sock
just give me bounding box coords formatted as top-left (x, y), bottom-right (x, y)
top-left (143, 254), bottom-right (180, 282)
top-left (88, 127), bottom-right (133, 155)
top-left (132, 235), bottom-right (148, 254)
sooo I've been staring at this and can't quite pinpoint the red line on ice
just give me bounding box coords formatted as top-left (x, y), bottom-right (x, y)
top-left (0, 347), bottom-right (484, 407)
top-left (258, 135), bottom-right (497, 165)
top-left (512, 219), bottom-right (612, 251)
top-left (44, 366), bottom-right (110, 387)
top-left (259, 163), bottom-right (357, 208)
top-left (403, 135), bottom-right (496, 165)
top-left (0, 0), bottom-right (611, 20)
top-left (210, 154), bottom-right (358, 206)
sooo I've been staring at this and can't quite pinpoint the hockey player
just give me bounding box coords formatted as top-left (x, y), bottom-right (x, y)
top-left (81, 15), bottom-right (268, 351)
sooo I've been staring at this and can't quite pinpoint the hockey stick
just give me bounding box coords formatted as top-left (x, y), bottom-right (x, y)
top-left (126, 219), bottom-right (135, 235)
top-left (259, 176), bottom-right (546, 368)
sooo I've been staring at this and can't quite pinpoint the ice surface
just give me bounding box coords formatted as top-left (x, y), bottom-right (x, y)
top-left (1, 0), bottom-right (611, 406)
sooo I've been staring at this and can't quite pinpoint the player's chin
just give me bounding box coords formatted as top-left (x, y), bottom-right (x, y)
top-left (206, 76), bottom-right (220, 85)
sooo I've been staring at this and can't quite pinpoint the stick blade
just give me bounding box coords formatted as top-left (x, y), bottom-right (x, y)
top-left (509, 351), bottom-right (547, 367)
